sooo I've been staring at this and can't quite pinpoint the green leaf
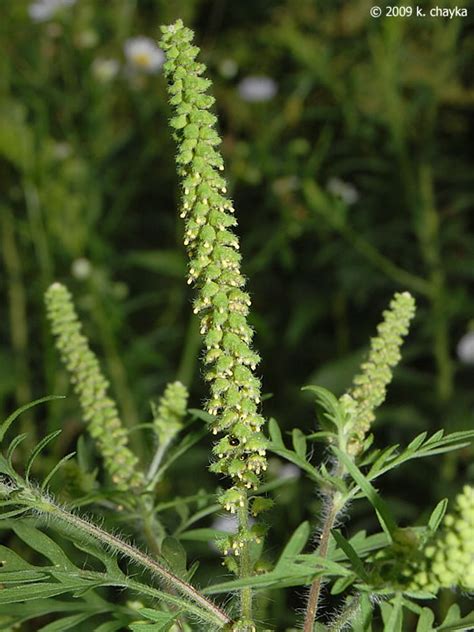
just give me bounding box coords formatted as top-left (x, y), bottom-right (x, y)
top-left (0, 581), bottom-right (88, 604)
top-left (302, 385), bottom-right (345, 431)
top-left (408, 432), bottom-right (428, 451)
top-left (0, 396), bottom-right (65, 442)
top-left (331, 529), bottom-right (370, 582)
top-left (12, 522), bottom-right (75, 570)
top-left (25, 429), bottom-right (62, 482)
top-left (6, 433), bottom-right (28, 465)
top-left (292, 428), bottom-right (307, 459)
top-left (275, 521), bottom-right (310, 570)
top-left (188, 409), bottom-right (214, 423)
top-left (381, 594), bottom-right (403, 632)
top-left (334, 447), bottom-right (397, 540)
top-left (41, 452), bottom-right (76, 491)
top-left (416, 608), bottom-right (435, 632)
top-left (130, 608), bottom-right (180, 631)
top-left (178, 528), bottom-right (230, 542)
top-left (38, 613), bottom-right (95, 631)
top-left (161, 537), bottom-right (187, 577)
top-left (437, 608), bottom-right (474, 631)
top-left (268, 418), bottom-right (284, 447)
top-left (428, 499), bottom-right (448, 533)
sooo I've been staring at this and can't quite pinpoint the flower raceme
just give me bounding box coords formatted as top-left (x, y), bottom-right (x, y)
top-left (340, 291), bottom-right (416, 455)
top-left (45, 283), bottom-right (144, 491)
top-left (410, 485), bottom-right (474, 593)
top-left (159, 21), bottom-right (268, 518)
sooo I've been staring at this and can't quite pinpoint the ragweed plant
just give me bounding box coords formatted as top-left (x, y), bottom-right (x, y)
top-left (0, 18), bottom-right (473, 632)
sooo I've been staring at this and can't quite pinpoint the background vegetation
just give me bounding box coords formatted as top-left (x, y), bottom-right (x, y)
top-left (0, 0), bottom-right (473, 629)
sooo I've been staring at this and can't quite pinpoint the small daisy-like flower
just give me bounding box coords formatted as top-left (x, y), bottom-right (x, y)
top-left (71, 257), bottom-right (92, 280)
top-left (124, 36), bottom-right (164, 74)
top-left (327, 177), bottom-right (359, 205)
top-left (28, 0), bottom-right (75, 22)
top-left (238, 76), bottom-right (278, 102)
top-left (457, 331), bottom-right (474, 364)
top-left (92, 58), bottom-right (120, 83)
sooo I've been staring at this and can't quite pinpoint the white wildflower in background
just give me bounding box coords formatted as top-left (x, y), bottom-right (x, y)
top-left (71, 258), bottom-right (92, 281)
top-left (29, 0), bottom-right (76, 22)
top-left (238, 76), bottom-right (278, 102)
top-left (219, 58), bottom-right (238, 79)
top-left (92, 58), bottom-right (120, 83)
top-left (326, 177), bottom-right (359, 205)
top-left (457, 331), bottom-right (474, 364)
top-left (124, 36), bottom-right (164, 74)
top-left (277, 463), bottom-right (301, 480)
top-left (53, 142), bottom-right (71, 160)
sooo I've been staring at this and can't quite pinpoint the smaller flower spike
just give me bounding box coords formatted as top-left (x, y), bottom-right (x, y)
top-left (408, 486), bottom-right (474, 593)
top-left (152, 381), bottom-right (188, 446)
top-left (45, 283), bottom-right (144, 491)
top-left (341, 291), bottom-right (416, 455)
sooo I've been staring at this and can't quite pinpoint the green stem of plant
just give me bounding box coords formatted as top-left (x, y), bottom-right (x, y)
top-left (32, 493), bottom-right (232, 627)
top-left (304, 463), bottom-right (344, 632)
top-left (238, 498), bottom-right (253, 624)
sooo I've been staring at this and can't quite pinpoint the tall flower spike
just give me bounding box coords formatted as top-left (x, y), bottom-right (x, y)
top-left (45, 283), bottom-right (144, 491)
top-left (159, 24), bottom-right (267, 622)
top-left (341, 291), bottom-right (416, 455)
top-left (160, 20), bottom-right (267, 503)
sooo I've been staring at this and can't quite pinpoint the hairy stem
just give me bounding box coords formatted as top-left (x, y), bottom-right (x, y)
top-left (238, 499), bottom-right (253, 622)
top-left (303, 492), bottom-right (340, 632)
top-left (328, 594), bottom-right (361, 632)
top-left (31, 493), bottom-right (232, 626)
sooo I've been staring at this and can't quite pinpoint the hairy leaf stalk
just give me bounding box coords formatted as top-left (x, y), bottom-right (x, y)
top-left (159, 20), bottom-right (267, 628)
top-left (45, 283), bottom-right (144, 490)
top-left (0, 479), bottom-right (231, 627)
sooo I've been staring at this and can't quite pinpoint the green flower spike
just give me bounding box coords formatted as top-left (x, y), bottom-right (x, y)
top-left (147, 381), bottom-right (189, 482)
top-left (152, 381), bottom-right (188, 446)
top-left (410, 485), bottom-right (474, 593)
top-left (160, 20), bottom-right (267, 626)
top-left (45, 283), bottom-right (144, 491)
top-left (159, 19), bottom-right (267, 507)
top-left (341, 291), bottom-right (416, 455)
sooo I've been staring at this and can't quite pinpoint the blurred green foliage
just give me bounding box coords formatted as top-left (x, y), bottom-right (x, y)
top-left (0, 0), bottom-right (473, 628)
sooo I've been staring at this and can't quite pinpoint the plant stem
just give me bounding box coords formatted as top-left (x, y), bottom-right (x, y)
top-left (303, 492), bottom-right (340, 632)
top-left (238, 498), bottom-right (253, 623)
top-left (147, 440), bottom-right (170, 484)
top-left (35, 494), bottom-right (232, 627)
